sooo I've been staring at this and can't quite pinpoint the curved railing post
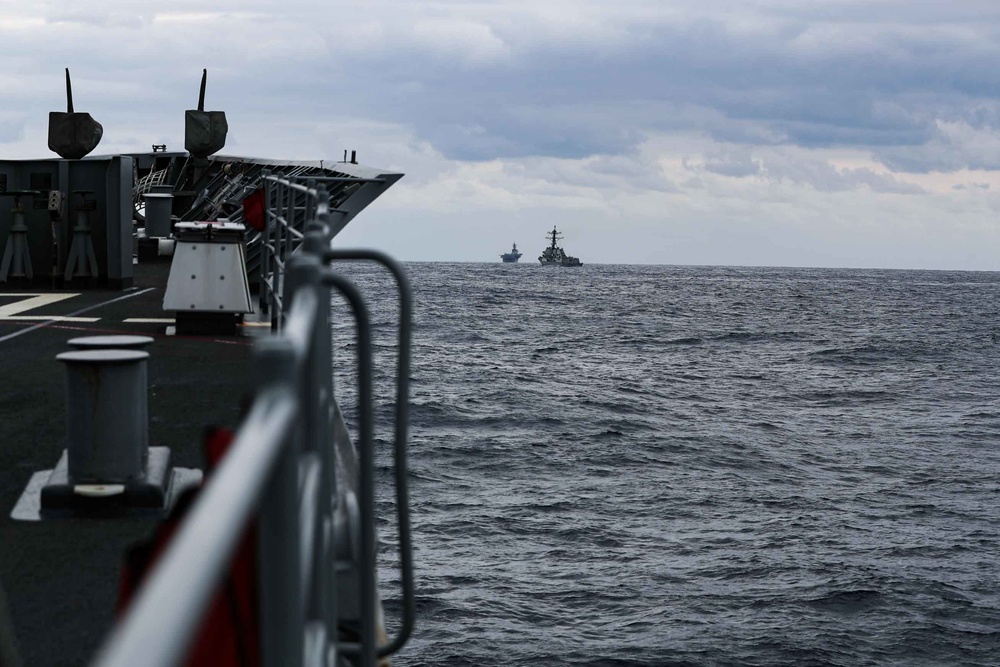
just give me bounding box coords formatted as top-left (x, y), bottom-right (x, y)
top-left (324, 249), bottom-right (415, 659)
top-left (321, 272), bottom-right (377, 667)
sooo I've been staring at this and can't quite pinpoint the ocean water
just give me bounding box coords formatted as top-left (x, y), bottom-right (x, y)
top-left (330, 262), bottom-right (1000, 667)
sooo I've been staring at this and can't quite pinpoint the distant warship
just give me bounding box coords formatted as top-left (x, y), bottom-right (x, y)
top-left (538, 226), bottom-right (582, 266)
top-left (500, 243), bottom-right (522, 263)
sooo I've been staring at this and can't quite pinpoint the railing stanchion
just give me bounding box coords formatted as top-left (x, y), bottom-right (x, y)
top-left (255, 339), bottom-right (305, 667)
top-left (260, 170), bottom-right (272, 317)
top-left (325, 250), bottom-right (415, 658)
top-left (322, 273), bottom-right (377, 667)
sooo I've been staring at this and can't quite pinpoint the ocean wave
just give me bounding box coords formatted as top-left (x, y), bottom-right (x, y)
top-left (337, 261), bottom-right (1000, 666)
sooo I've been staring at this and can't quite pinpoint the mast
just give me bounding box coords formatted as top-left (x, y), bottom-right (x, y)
top-left (548, 226), bottom-right (562, 251)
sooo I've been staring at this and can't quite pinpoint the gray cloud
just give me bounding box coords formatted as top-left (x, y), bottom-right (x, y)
top-left (499, 152), bottom-right (679, 195)
top-left (285, 5), bottom-right (1000, 174)
top-left (701, 152), bottom-right (763, 178)
top-left (686, 145), bottom-right (925, 193)
top-left (873, 119), bottom-right (1000, 173)
top-left (6, 3), bottom-right (1000, 176)
top-left (840, 167), bottom-right (925, 194)
top-left (43, 10), bottom-right (149, 28)
top-left (768, 159), bottom-right (925, 194)
top-left (0, 120), bottom-right (24, 144)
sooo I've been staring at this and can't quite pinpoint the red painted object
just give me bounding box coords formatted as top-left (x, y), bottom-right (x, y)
top-left (116, 426), bottom-right (260, 666)
top-left (242, 188), bottom-right (266, 232)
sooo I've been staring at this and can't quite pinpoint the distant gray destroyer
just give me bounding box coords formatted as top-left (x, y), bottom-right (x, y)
top-left (538, 226), bottom-right (582, 266)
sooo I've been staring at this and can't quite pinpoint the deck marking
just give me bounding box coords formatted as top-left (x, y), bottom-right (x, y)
top-left (49, 323), bottom-right (163, 336)
top-left (0, 316), bottom-right (101, 322)
top-left (123, 318), bottom-right (175, 324)
top-left (240, 321), bottom-right (271, 327)
top-left (0, 293), bottom-right (79, 318)
top-left (0, 287), bottom-right (155, 344)
top-left (210, 338), bottom-right (252, 346)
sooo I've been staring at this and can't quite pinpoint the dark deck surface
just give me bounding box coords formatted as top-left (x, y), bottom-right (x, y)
top-left (0, 260), bottom-right (266, 666)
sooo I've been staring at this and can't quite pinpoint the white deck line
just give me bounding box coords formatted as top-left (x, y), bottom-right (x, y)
top-left (0, 316), bottom-right (101, 322)
top-left (0, 288), bottom-right (156, 344)
top-left (0, 293), bottom-right (79, 317)
top-left (123, 318), bottom-right (175, 324)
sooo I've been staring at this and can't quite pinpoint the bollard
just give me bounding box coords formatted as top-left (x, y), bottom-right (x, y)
top-left (64, 340), bottom-right (154, 481)
top-left (57, 349), bottom-right (149, 484)
top-left (67, 335), bottom-right (154, 351)
top-left (21, 343), bottom-right (192, 517)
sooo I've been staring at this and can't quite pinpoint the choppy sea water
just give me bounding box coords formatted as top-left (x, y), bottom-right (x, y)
top-left (331, 262), bottom-right (1000, 667)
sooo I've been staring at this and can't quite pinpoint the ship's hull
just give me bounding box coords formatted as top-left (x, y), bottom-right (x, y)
top-left (539, 259), bottom-right (582, 266)
top-left (501, 256), bottom-right (520, 263)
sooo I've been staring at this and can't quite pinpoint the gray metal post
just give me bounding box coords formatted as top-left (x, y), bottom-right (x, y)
top-left (260, 171), bottom-right (272, 316)
top-left (301, 216), bottom-right (338, 632)
top-left (324, 249), bottom-right (415, 659)
top-left (57, 349), bottom-right (149, 483)
top-left (282, 250), bottom-right (330, 639)
top-left (306, 179), bottom-right (316, 227)
top-left (282, 254), bottom-right (322, 462)
top-left (278, 182), bottom-right (290, 292)
top-left (321, 273), bottom-right (376, 667)
top-left (254, 338), bottom-right (304, 667)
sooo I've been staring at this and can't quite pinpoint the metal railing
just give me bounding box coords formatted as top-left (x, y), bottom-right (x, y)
top-left (259, 173), bottom-right (388, 328)
top-left (259, 174), bottom-right (320, 324)
top-left (93, 177), bottom-right (414, 667)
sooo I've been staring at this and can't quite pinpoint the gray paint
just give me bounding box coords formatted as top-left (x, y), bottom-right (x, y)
top-left (0, 157), bottom-right (134, 288)
top-left (57, 349), bottom-right (149, 484)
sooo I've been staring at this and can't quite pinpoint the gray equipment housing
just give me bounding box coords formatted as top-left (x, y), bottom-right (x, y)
top-left (164, 221), bottom-right (253, 334)
top-left (184, 69), bottom-right (227, 158)
top-left (48, 112), bottom-right (104, 160)
top-left (143, 192), bottom-right (173, 238)
top-left (48, 69), bottom-right (103, 160)
top-left (184, 110), bottom-right (228, 158)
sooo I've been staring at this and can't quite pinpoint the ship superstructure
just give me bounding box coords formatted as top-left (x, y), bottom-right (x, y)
top-left (538, 226), bottom-right (582, 266)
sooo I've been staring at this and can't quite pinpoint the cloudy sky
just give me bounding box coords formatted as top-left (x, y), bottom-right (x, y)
top-left (4, 0), bottom-right (1000, 268)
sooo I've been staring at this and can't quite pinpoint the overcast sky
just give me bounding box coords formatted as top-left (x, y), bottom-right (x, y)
top-left (4, 0), bottom-right (1000, 268)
